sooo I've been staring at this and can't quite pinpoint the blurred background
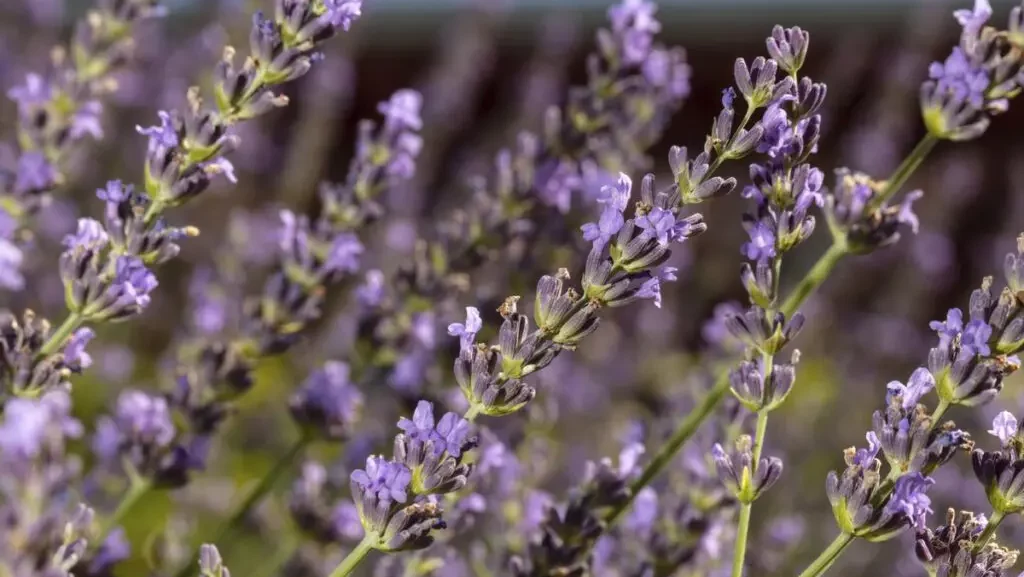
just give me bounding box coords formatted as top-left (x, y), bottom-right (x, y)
top-left (3, 0), bottom-right (1024, 576)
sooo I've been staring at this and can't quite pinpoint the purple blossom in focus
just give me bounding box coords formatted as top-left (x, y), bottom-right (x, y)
top-left (741, 220), bottom-right (776, 262)
top-left (928, 48), bottom-right (989, 110)
top-left (989, 411), bottom-right (1017, 447)
top-left (397, 400), bottom-right (472, 457)
top-left (636, 266), bottom-right (677, 309)
top-left (351, 455), bottom-right (411, 504)
top-left (953, 0), bottom-right (992, 39)
top-left (63, 328), bottom-right (95, 371)
top-left (448, 307), bottom-right (482, 352)
top-left (884, 473), bottom-right (935, 531)
top-left (885, 368), bottom-right (935, 410)
top-left (852, 432), bottom-right (881, 468)
top-left (581, 173), bottom-right (632, 248)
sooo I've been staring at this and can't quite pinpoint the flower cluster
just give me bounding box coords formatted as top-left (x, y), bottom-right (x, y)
top-left (921, 0), bottom-right (1024, 140)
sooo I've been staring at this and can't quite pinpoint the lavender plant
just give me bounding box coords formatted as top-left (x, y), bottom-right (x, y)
top-left (2, 0), bottom-right (165, 290)
top-left (0, 1), bottom-right (1023, 577)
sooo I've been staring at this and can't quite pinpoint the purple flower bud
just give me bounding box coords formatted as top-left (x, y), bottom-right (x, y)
top-left (447, 307), bottom-right (482, 352)
top-left (109, 255), bottom-right (158, 314)
top-left (635, 207), bottom-right (698, 248)
top-left (722, 87), bottom-right (736, 109)
top-left (63, 218), bottom-right (109, 249)
top-left (961, 318), bottom-right (992, 357)
top-left (741, 220), bottom-right (776, 263)
top-left (930, 308), bottom-right (964, 351)
top-left (326, 233), bottom-right (363, 275)
top-left (357, 270), bottom-right (386, 307)
top-left (927, 48), bottom-right (989, 110)
top-left (989, 411), bottom-right (1017, 447)
top-left (7, 73), bottom-right (51, 111)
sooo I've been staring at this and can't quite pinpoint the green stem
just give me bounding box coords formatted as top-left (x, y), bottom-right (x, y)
top-left (172, 434), bottom-right (312, 577)
top-left (464, 405), bottom-right (482, 423)
top-left (780, 241), bottom-right (848, 319)
top-left (873, 133), bottom-right (939, 208)
top-left (731, 409), bottom-right (770, 577)
top-left (974, 510), bottom-right (1005, 550)
top-left (731, 503), bottom-right (753, 577)
top-left (603, 370), bottom-right (732, 527)
top-left (39, 313), bottom-right (85, 357)
top-left (98, 479), bottom-right (152, 541)
top-left (930, 398), bottom-right (951, 424)
top-left (328, 535), bottom-right (375, 577)
top-left (795, 533), bottom-right (855, 577)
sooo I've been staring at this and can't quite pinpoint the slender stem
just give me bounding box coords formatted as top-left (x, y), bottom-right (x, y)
top-left (780, 241), bottom-right (848, 318)
top-left (731, 503), bottom-right (753, 577)
top-left (975, 510), bottom-right (1005, 550)
top-left (930, 398), bottom-right (951, 424)
top-left (873, 133), bottom-right (939, 208)
top-left (795, 533), bottom-right (855, 577)
top-left (328, 535), bottom-right (375, 577)
top-left (731, 409), bottom-right (770, 577)
top-left (98, 479), bottom-right (152, 541)
top-left (603, 371), bottom-right (732, 527)
top-left (172, 434), bottom-right (312, 577)
top-left (39, 313), bottom-right (85, 357)
top-left (464, 405), bottom-right (481, 423)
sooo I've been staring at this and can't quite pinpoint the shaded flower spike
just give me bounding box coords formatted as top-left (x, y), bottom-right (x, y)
top-left (914, 508), bottom-right (1019, 577)
top-left (92, 390), bottom-right (191, 487)
top-left (766, 25), bottom-right (810, 74)
top-left (289, 361), bottom-right (363, 440)
top-left (724, 305), bottom-right (804, 355)
top-left (729, 350), bottom-right (799, 412)
top-left (875, 368), bottom-right (973, 476)
top-left (824, 168), bottom-right (923, 254)
top-left (972, 428), bottom-right (1024, 514)
top-left (711, 435), bottom-right (783, 503)
top-left (828, 448), bottom-right (937, 541)
top-left (350, 455), bottom-right (445, 552)
top-left (928, 302), bottom-right (1019, 407)
top-left (394, 400), bottom-right (475, 495)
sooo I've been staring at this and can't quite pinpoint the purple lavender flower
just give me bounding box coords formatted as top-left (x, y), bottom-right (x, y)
top-left (63, 217), bottom-right (110, 248)
top-left (0, 236), bottom-right (25, 290)
top-left (351, 455), bottom-right (411, 504)
top-left (0, 392), bottom-right (82, 462)
top-left (953, 0), bottom-right (992, 39)
top-left (62, 328), bottom-right (95, 371)
top-left (289, 361), bottom-right (364, 439)
top-left (636, 207), bottom-right (698, 248)
top-left (928, 48), bottom-right (989, 110)
top-left (741, 220), bottom-right (776, 262)
top-left (885, 473), bottom-right (935, 531)
top-left (93, 391), bottom-right (176, 466)
top-left (635, 266), bottom-right (677, 309)
top-left (326, 233), bottom-right (364, 275)
top-left (357, 270), bottom-right (386, 307)
top-left (722, 87), bottom-right (736, 109)
top-left (378, 89), bottom-right (424, 133)
top-left (447, 307), bottom-right (482, 352)
top-left (7, 73), bottom-right (51, 111)
top-left (136, 110), bottom-right (180, 153)
top-left (930, 308), bottom-right (964, 351)
top-left (580, 173), bottom-right (632, 248)
top-left (852, 432), bottom-right (881, 468)
top-left (397, 400), bottom-right (472, 457)
top-left (961, 318), bottom-right (993, 357)
top-left (536, 160), bottom-right (582, 214)
top-left (885, 368), bottom-right (935, 410)
top-left (607, 0), bottom-right (661, 65)
top-left (989, 411), bottom-right (1017, 447)
top-left (108, 256), bottom-right (158, 315)
top-left (322, 0), bottom-right (363, 30)
top-left (15, 151), bottom-right (57, 194)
